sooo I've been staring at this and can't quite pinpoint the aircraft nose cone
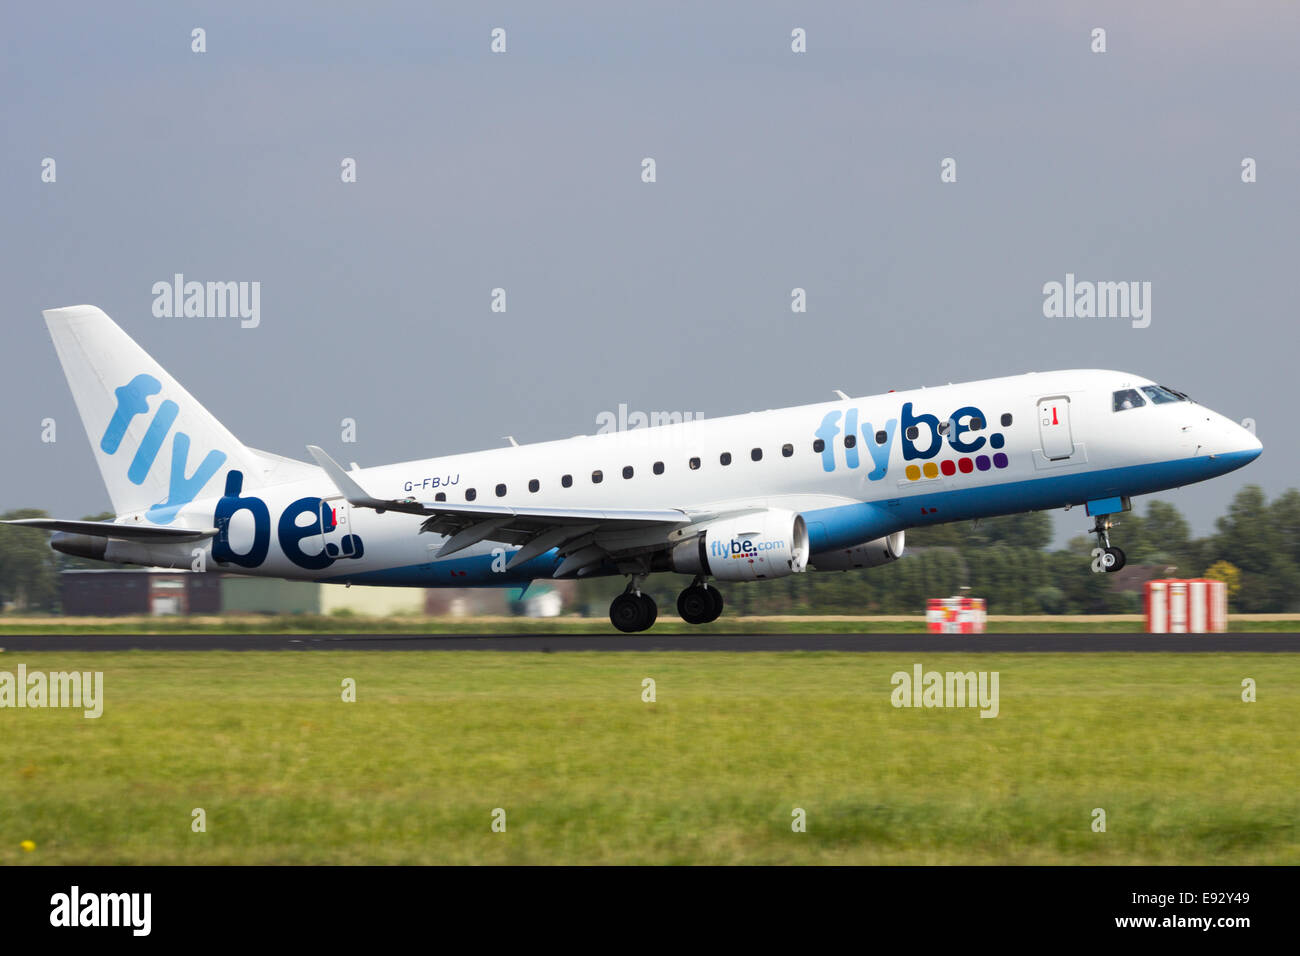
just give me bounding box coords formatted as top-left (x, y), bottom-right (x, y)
top-left (1217, 421), bottom-right (1262, 470)
top-left (1241, 427), bottom-right (1263, 461)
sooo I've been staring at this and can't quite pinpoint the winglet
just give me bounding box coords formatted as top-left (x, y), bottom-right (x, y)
top-left (306, 445), bottom-right (390, 509)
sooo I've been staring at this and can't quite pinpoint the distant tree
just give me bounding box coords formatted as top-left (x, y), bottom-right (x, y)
top-left (1110, 499), bottom-right (1193, 568)
top-left (987, 511), bottom-right (1054, 550)
top-left (1214, 485), bottom-right (1276, 573)
top-left (1269, 489), bottom-right (1300, 568)
top-left (1032, 585), bottom-right (1065, 614)
top-left (1211, 486), bottom-right (1300, 610)
top-left (910, 511), bottom-right (1053, 551)
top-left (1143, 501), bottom-right (1191, 556)
top-left (0, 510), bottom-right (59, 611)
top-left (905, 523), bottom-right (966, 549)
top-left (1203, 560), bottom-right (1242, 598)
top-left (1066, 534), bottom-right (1095, 557)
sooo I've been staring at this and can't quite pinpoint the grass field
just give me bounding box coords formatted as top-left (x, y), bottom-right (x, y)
top-left (2, 650), bottom-right (1297, 864)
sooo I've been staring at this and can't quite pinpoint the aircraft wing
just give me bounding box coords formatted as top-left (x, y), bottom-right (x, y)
top-left (306, 445), bottom-right (717, 574)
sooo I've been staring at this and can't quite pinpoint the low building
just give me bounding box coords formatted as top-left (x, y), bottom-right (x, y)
top-left (509, 583), bottom-right (564, 617)
top-left (220, 575), bottom-right (322, 615)
top-left (60, 569), bottom-right (221, 616)
top-left (320, 582), bottom-right (424, 616)
top-left (426, 581), bottom-right (576, 616)
top-left (220, 576), bottom-right (428, 616)
top-left (59, 568), bottom-right (561, 618)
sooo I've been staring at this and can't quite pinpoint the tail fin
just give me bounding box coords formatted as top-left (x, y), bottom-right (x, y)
top-left (43, 305), bottom-right (266, 525)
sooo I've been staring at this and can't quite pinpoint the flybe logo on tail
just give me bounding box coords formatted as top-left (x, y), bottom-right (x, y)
top-left (100, 374), bottom-right (227, 524)
top-left (816, 402), bottom-right (1008, 478)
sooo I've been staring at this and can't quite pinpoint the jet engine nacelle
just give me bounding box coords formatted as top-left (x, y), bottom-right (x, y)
top-left (808, 531), bottom-right (905, 571)
top-left (669, 509), bottom-right (809, 581)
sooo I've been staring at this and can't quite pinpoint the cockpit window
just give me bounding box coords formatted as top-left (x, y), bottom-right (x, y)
top-left (1160, 384), bottom-right (1190, 401)
top-left (1113, 388), bottom-right (1146, 411)
top-left (1141, 384), bottom-right (1182, 405)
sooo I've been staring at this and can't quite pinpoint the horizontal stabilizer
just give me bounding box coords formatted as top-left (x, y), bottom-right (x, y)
top-left (0, 518), bottom-right (216, 541)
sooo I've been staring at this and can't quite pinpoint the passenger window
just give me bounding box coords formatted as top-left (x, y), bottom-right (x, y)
top-left (906, 426), bottom-right (919, 440)
top-left (720, 452), bottom-right (732, 466)
top-left (591, 470), bottom-right (603, 484)
top-left (528, 479), bottom-right (539, 493)
top-left (465, 488), bottom-right (477, 501)
top-left (1001, 413), bottom-right (1012, 427)
top-left (969, 418), bottom-right (984, 431)
top-left (751, 448), bottom-right (762, 462)
top-left (844, 434), bottom-right (857, 448)
top-left (1112, 388), bottom-right (1146, 412)
top-left (435, 492), bottom-right (446, 502)
top-left (875, 430), bottom-right (887, 445)
top-left (622, 465), bottom-right (633, 479)
top-left (561, 474), bottom-right (573, 488)
top-left (689, 457), bottom-right (701, 470)
top-left (653, 461), bottom-right (664, 475)
top-left (495, 484), bottom-right (507, 497)
top-left (781, 443), bottom-right (793, 457)
top-left (813, 439), bottom-right (825, 453)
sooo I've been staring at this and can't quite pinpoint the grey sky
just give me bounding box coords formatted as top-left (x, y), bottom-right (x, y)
top-left (2, 1), bottom-right (1296, 547)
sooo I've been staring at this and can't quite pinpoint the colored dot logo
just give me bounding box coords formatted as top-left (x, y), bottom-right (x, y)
top-left (906, 453), bottom-right (1008, 481)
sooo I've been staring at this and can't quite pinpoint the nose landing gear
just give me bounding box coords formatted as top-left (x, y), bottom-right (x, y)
top-left (677, 578), bottom-right (724, 625)
top-left (1091, 515), bottom-right (1127, 573)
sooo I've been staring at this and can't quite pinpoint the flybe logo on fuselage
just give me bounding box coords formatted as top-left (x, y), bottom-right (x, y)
top-left (100, 374), bottom-right (227, 524)
top-left (212, 471), bottom-right (365, 571)
top-left (816, 402), bottom-right (1008, 478)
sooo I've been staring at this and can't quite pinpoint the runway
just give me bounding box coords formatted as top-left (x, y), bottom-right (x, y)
top-left (0, 633), bottom-right (1298, 652)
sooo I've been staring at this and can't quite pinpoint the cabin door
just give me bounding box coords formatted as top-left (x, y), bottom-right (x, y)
top-left (1036, 396), bottom-right (1074, 461)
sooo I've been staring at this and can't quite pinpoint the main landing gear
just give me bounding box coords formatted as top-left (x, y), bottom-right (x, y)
top-left (607, 577), bottom-right (725, 632)
top-left (609, 577), bottom-right (658, 633)
top-left (676, 578), bottom-right (723, 625)
top-left (1091, 515), bottom-right (1126, 573)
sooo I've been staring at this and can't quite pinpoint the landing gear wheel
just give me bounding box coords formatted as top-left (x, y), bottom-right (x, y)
top-left (1104, 547), bottom-right (1126, 573)
top-left (702, 584), bottom-right (724, 623)
top-left (610, 593), bottom-right (647, 633)
top-left (677, 585), bottom-right (713, 624)
top-left (638, 592), bottom-right (658, 629)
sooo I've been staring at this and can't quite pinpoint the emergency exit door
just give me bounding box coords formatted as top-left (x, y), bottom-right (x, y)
top-left (1037, 396), bottom-right (1074, 460)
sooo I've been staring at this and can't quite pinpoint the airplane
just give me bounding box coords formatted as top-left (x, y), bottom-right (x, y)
top-left (4, 305), bottom-right (1262, 632)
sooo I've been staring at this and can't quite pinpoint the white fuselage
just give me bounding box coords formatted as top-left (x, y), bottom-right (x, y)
top-left (98, 368), bottom-right (1261, 587)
